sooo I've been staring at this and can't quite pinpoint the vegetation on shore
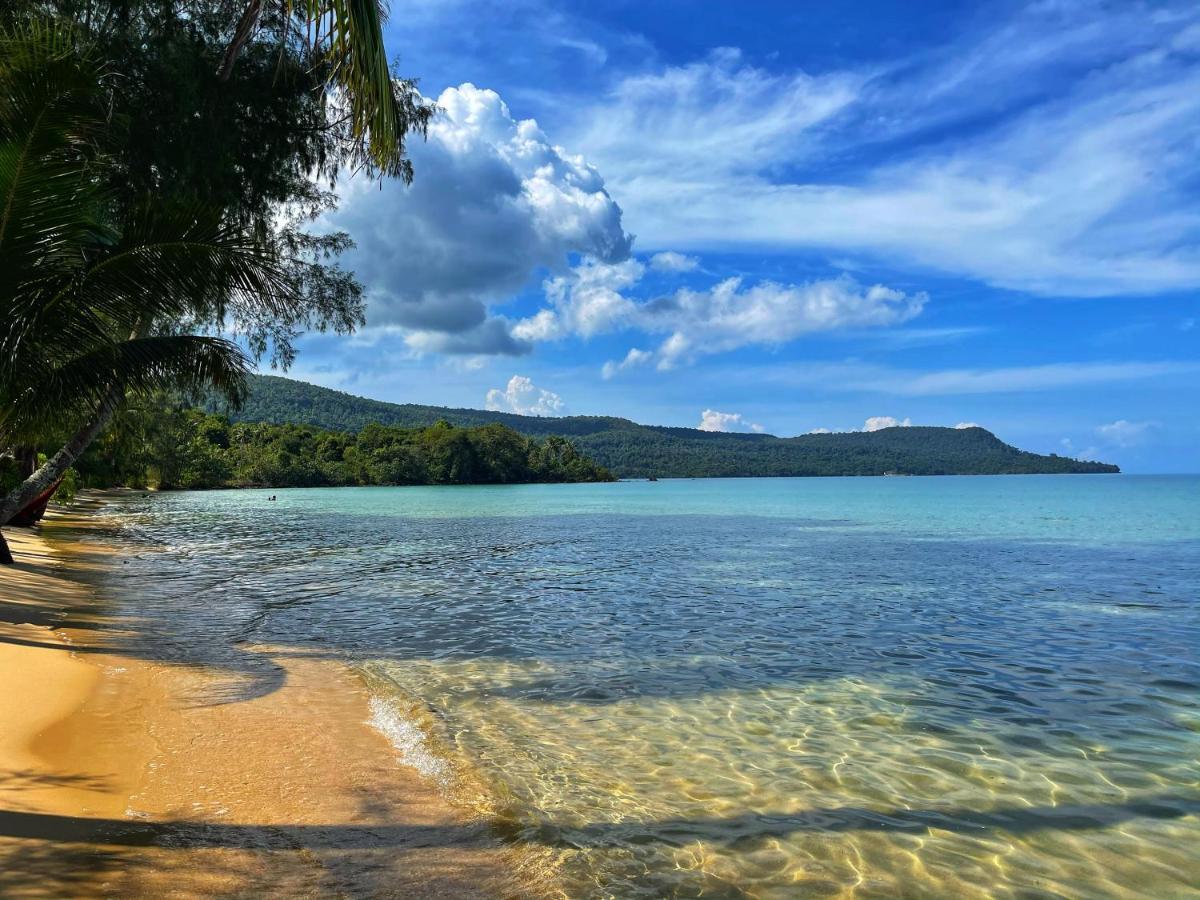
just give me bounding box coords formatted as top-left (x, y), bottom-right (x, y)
top-left (65, 405), bottom-right (614, 489)
top-left (209, 375), bottom-right (1121, 478)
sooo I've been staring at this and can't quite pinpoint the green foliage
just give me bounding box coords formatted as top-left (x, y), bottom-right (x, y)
top-left (209, 375), bottom-right (1122, 478)
top-left (74, 403), bottom-right (615, 489)
top-left (0, 22), bottom-right (296, 447)
top-left (50, 466), bottom-right (78, 503)
top-left (3, 0), bottom-right (433, 368)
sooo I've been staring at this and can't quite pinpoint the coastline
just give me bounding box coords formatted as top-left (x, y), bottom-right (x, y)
top-left (0, 496), bottom-right (537, 898)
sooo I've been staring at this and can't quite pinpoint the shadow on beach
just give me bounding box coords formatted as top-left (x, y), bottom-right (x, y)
top-left (0, 790), bottom-right (1196, 897)
top-left (1, 791), bottom-right (1195, 850)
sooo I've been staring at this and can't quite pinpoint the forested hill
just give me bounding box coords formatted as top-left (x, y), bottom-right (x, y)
top-left (208, 375), bottom-right (1120, 478)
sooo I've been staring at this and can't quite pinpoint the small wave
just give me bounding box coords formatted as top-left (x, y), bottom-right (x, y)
top-left (366, 695), bottom-right (453, 785)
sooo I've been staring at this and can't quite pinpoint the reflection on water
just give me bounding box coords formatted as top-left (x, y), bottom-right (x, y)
top-left (95, 477), bottom-right (1200, 897)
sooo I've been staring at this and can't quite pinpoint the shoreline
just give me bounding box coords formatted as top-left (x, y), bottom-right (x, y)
top-left (0, 497), bottom-right (539, 897)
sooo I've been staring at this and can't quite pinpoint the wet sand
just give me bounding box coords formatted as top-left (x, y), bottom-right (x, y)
top-left (0, 500), bottom-right (532, 898)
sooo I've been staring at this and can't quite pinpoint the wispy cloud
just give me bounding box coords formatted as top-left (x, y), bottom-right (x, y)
top-left (1096, 419), bottom-right (1159, 447)
top-left (734, 358), bottom-right (1199, 397)
top-left (569, 3), bottom-right (1200, 297)
top-left (849, 361), bottom-right (1200, 396)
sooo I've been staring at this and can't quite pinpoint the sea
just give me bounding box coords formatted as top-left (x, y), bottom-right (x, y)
top-left (90, 475), bottom-right (1200, 898)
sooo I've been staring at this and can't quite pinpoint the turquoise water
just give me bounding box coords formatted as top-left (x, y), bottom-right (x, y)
top-left (96, 476), bottom-right (1200, 897)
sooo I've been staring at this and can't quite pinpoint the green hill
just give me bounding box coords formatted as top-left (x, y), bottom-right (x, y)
top-left (206, 375), bottom-right (1120, 478)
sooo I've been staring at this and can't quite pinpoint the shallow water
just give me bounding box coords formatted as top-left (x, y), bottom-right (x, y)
top-left (95, 476), bottom-right (1200, 897)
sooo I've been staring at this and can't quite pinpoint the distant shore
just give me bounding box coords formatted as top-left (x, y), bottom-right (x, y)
top-left (0, 497), bottom-right (534, 897)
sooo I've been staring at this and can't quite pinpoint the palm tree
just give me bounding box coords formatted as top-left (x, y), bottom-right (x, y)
top-left (0, 22), bottom-right (299, 563)
top-left (219, 0), bottom-right (432, 180)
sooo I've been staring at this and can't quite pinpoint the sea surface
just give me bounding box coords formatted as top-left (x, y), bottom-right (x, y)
top-left (93, 476), bottom-right (1200, 898)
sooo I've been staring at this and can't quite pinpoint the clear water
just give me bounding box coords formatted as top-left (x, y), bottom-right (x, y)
top-left (92, 476), bottom-right (1200, 897)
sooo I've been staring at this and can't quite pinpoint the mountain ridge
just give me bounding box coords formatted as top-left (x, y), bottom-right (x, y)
top-left (206, 375), bottom-right (1120, 478)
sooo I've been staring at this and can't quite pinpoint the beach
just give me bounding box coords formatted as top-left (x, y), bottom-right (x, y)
top-left (0, 497), bottom-right (531, 898)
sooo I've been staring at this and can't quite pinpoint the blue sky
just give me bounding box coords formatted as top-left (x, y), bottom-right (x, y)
top-left (283, 0), bottom-right (1198, 472)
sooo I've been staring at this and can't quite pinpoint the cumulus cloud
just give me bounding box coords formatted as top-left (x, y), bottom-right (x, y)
top-left (330, 83), bottom-right (632, 353)
top-left (863, 416), bottom-right (912, 432)
top-left (524, 262), bottom-right (925, 371)
top-left (804, 417), bottom-right (913, 434)
top-left (515, 258), bottom-right (643, 342)
top-left (649, 251), bottom-right (700, 272)
top-left (485, 375), bottom-right (566, 416)
top-left (405, 318), bottom-right (530, 356)
top-left (955, 422), bottom-right (981, 429)
top-left (1096, 419), bottom-right (1158, 447)
top-left (650, 277), bottom-right (924, 368)
top-left (697, 409), bottom-right (764, 433)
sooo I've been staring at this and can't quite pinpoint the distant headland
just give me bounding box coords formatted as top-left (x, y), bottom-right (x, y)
top-left (204, 375), bottom-right (1120, 479)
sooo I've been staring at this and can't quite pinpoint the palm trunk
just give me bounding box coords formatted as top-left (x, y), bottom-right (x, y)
top-left (17, 445), bottom-right (37, 478)
top-left (218, 0), bottom-right (265, 82)
top-left (0, 384), bottom-right (122, 564)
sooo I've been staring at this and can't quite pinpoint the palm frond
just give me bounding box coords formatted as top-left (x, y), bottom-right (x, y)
top-left (0, 19), bottom-right (110, 257)
top-left (307, 0), bottom-right (432, 178)
top-left (2, 195), bottom-right (301, 388)
top-left (1, 335), bottom-right (250, 442)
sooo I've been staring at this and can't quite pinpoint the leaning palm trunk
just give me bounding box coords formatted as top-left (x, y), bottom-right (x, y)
top-left (0, 384), bottom-right (122, 564)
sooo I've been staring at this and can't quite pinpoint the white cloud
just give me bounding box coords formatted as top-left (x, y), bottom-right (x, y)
top-left (648, 251), bottom-right (700, 272)
top-left (846, 361), bottom-right (1198, 396)
top-left (330, 83), bottom-right (632, 354)
top-left (808, 427), bottom-right (833, 434)
top-left (600, 347), bottom-right (652, 379)
top-left (698, 409), bottom-right (764, 433)
top-left (863, 416), bottom-right (912, 432)
top-left (567, 7), bottom-right (1200, 297)
top-left (528, 262), bottom-right (925, 371)
top-left (516, 258), bottom-right (643, 342)
top-left (485, 375), bottom-right (566, 416)
top-left (954, 422), bottom-right (981, 429)
top-left (651, 277), bottom-right (925, 368)
top-left (1096, 419), bottom-right (1158, 447)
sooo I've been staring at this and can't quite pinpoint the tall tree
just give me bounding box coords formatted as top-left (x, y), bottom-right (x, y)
top-left (4, 0), bottom-right (433, 368)
top-left (0, 22), bottom-right (299, 562)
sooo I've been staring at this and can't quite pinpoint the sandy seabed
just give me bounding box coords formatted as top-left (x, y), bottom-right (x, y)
top-left (0, 497), bottom-right (536, 898)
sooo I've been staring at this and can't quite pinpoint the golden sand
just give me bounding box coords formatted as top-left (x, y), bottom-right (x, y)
top-left (0, 502), bottom-right (531, 898)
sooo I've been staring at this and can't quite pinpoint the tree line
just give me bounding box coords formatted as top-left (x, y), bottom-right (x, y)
top-left (65, 404), bottom-right (613, 489)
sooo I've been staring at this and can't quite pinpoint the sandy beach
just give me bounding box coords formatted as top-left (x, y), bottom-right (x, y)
top-left (0, 498), bottom-right (532, 898)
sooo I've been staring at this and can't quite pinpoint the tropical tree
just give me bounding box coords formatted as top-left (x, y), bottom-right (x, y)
top-left (0, 23), bottom-right (298, 562)
top-left (3, 0), bottom-right (434, 370)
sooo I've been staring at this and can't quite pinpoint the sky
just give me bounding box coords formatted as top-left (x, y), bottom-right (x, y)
top-left (282, 0), bottom-right (1199, 472)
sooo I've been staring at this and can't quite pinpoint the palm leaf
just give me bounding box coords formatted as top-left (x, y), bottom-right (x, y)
top-left (304, 0), bottom-right (432, 178)
top-left (1, 335), bottom-right (250, 442)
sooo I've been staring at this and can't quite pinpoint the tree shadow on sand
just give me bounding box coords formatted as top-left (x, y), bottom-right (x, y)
top-left (1, 792), bottom-right (1194, 852)
top-left (1, 790), bottom-right (1196, 894)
